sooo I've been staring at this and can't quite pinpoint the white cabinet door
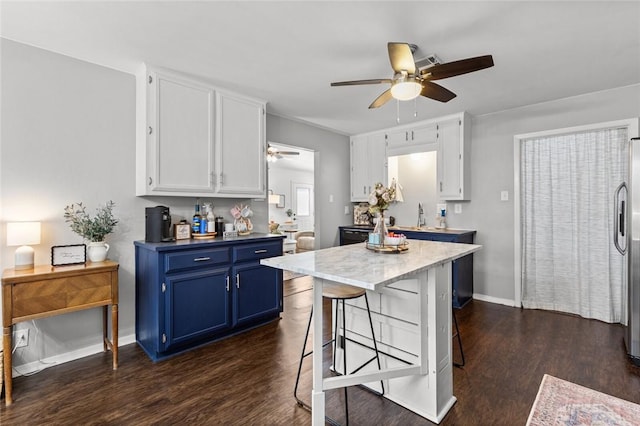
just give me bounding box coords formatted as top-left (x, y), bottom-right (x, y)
top-left (386, 123), bottom-right (437, 156)
top-left (350, 132), bottom-right (387, 202)
top-left (369, 132), bottom-right (388, 190)
top-left (437, 116), bottom-right (469, 200)
top-left (350, 135), bottom-right (369, 201)
top-left (136, 65), bottom-right (267, 198)
top-left (139, 69), bottom-right (216, 196)
top-left (215, 92), bottom-right (266, 197)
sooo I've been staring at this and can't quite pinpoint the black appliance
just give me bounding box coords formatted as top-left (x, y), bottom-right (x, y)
top-left (339, 228), bottom-right (371, 246)
top-left (145, 206), bottom-right (172, 242)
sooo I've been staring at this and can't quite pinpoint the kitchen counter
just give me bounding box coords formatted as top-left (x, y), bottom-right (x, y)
top-left (261, 240), bottom-right (481, 424)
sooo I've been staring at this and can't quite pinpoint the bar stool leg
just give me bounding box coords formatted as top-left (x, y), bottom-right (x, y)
top-left (341, 299), bottom-right (349, 425)
top-left (294, 305), bottom-right (314, 409)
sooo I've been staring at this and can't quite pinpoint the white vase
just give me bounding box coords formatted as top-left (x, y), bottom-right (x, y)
top-left (87, 241), bottom-right (109, 262)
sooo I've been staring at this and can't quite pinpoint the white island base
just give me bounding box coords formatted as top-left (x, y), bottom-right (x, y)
top-left (261, 240), bottom-right (481, 425)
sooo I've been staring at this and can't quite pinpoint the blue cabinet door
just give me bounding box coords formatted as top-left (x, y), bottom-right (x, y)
top-left (164, 266), bottom-right (231, 350)
top-left (232, 262), bottom-right (282, 327)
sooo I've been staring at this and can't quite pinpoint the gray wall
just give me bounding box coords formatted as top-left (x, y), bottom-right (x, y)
top-left (0, 39), bottom-right (350, 369)
top-left (266, 115), bottom-right (351, 248)
top-left (460, 84), bottom-right (640, 305)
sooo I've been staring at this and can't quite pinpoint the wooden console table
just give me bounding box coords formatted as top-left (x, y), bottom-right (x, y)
top-left (2, 260), bottom-right (119, 405)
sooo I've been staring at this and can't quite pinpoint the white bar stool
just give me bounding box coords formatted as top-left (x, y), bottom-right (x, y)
top-left (294, 283), bottom-right (384, 425)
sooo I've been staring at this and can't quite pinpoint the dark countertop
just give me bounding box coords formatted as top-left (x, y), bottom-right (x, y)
top-left (339, 225), bottom-right (476, 236)
top-left (134, 233), bottom-right (285, 251)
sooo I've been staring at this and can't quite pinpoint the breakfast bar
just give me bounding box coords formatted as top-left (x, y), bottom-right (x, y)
top-left (261, 239), bottom-right (481, 424)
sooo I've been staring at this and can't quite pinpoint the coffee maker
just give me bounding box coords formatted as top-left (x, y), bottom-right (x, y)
top-left (145, 206), bottom-right (172, 242)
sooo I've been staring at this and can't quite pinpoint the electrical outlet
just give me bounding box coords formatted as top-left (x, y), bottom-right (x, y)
top-left (14, 329), bottom-right (29, 348)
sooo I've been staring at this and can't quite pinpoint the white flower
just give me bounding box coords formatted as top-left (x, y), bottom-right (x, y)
top-left (368, 194), bottom-right (378, 206)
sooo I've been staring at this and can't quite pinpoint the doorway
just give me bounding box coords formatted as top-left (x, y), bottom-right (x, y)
top-left (267, 142), bottom-right (315, 255)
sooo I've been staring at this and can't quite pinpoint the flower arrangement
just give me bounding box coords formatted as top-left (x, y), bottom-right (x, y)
top-left (368, 182), bottom-right (396, 214)
top-left (64, 201), bottom-right (118, 242)
top-left (230, 204), bottom-right (253, 234)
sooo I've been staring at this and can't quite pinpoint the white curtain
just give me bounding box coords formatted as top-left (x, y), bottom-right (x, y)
top-left (521, 127), bottom-right (628, 323)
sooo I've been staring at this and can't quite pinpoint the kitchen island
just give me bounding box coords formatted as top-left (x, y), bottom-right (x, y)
top-left (261, 239), bottom-right (481, 425)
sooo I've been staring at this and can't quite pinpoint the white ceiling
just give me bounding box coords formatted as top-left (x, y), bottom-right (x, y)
top-left (2, 1), bottom-right (639, 135)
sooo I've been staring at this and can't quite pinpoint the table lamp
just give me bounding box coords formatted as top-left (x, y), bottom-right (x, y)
top-left (7, 221), bottom-right (41, 270)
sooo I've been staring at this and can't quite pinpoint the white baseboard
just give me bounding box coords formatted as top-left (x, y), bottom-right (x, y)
top-left (473, 293), bottom-right (517, 307)
top-left (11, 333), bottom-right (136, 378)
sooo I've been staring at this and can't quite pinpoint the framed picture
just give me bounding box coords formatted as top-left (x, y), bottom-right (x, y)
top-left (174, 223), bottom-right (191, 240)
top-left (51, 244), bottom-right (86, 266)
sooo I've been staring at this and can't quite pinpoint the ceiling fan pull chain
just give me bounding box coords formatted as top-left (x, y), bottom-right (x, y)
top-left (396, 99), bottom-right (400, 124)
top-left (414, 98), bottom-right (418, 118)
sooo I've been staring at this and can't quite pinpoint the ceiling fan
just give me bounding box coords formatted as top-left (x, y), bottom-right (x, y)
top-left (331, 42), bottom-right (494, 109)
top-left (267, 145), bottom-right (300, 162)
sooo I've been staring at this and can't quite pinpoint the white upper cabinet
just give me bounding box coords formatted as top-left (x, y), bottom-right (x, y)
top-left (350, 132), bottom-right (387, 202)
top-left (386, 122), bottom-right (438, 156)
top-left (351, 111), bottom-right (471, 202)
top-left (215, 91), bottom-right (266, 196)
top-left (136, 65), bottom-right (266, 198)
top-left (437, 113), bottom-right (470, 200)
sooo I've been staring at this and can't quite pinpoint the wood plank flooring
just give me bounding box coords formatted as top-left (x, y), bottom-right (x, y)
top-left (2, 275), bottom-right (639, 425)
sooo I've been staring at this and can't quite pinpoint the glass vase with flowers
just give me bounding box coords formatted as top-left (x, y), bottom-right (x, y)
top-left (368, 182), bottom-right (396, 245)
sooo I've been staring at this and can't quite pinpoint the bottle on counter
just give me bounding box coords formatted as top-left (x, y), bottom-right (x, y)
top-left (206, 204), bottom-right (216, 234)
top-left (192, 198), bottom-right (202, 234)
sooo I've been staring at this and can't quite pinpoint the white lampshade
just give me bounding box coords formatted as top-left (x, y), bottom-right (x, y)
top-left (7, 222), bottom-right (41, 270)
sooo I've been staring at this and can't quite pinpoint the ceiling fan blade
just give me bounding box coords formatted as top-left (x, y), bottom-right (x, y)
top-left (369, 89), bottom-right (393, 109)
top-left (277, 151), bottom-right (300, 156)
top-left (331, 79), bottom-right (391, 86)
top-left (421, 55), bottom-right (494, 80)
top-left (420, 81), bottom-right (457, 103)
top-left (388, 42), bottom-right (416, 74)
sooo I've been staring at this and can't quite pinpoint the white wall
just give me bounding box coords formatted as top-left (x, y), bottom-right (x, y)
top-left (0, 39), bottom-right (351, 370)
top-left (268, 165), bottom-right (314, 230)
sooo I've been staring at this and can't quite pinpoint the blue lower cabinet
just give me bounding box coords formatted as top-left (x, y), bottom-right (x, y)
top-left (164, 267), bottom-right (232, 350)
top-left (233, 263), bottom-right (282, 327)
top-left (135, 236), bottom-right (284, 362)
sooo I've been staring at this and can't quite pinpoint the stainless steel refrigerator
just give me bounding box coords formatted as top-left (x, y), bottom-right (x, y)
top-left (614, 136), bottom-right (640, 366)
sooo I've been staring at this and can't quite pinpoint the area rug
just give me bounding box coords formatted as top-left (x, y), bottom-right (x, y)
top-left (527, 374), bottom-right (640, 425)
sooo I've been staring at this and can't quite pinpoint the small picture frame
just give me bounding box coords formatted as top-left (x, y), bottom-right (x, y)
top-left (174, 223), bottom-right (191, 240)
top-left (51, 244), bottom-right (86, 267)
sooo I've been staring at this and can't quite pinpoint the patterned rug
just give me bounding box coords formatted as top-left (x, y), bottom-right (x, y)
top-left (527, 374), bottom-right (640, 425)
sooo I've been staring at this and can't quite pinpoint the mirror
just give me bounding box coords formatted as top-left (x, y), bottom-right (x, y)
top-left (387, 151), bottom-right (438, 227)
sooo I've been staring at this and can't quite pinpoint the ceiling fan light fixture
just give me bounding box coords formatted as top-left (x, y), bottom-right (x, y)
top-left (390, 79), bottom-right (422, 101)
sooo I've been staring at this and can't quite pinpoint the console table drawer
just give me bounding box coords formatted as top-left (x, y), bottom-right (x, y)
top-left (12, 272), bottom-right (112, 320)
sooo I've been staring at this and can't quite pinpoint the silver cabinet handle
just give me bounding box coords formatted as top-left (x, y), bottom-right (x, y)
top-left (226, 275), bottom-right (230, 291)
top-left (254, 249), bottom-right (268, 254)
top-left (236, 273), bottom-right (240, 288)
top-left (193, 257), bottom-right (211, 262)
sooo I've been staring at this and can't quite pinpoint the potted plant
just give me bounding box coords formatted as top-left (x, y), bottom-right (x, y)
top-left (64, 201), bottom-right (118, 262)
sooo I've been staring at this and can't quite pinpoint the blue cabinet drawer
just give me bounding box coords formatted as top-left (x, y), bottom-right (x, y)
top-left (234, 241), bottom-right (282, 262)
top-left (165, 248), bottom-right (231, 273)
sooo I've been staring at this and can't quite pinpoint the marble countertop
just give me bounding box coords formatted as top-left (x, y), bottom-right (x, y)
top-left (261, 240), bottom-right (481, 291)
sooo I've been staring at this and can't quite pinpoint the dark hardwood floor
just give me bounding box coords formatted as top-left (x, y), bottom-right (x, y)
top-left (2, 275), bottom-right (639, 425)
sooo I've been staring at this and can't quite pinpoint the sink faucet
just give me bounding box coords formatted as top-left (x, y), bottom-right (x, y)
top-left (417, 203), bottom-right (425, 227)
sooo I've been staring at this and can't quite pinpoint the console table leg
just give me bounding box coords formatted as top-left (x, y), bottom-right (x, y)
top-left (102, 306), bottom-right (108, 352)
top-left (112, 304), bottom-right (118, 370)
top-left (3, 326), bottom-right (13, 405)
